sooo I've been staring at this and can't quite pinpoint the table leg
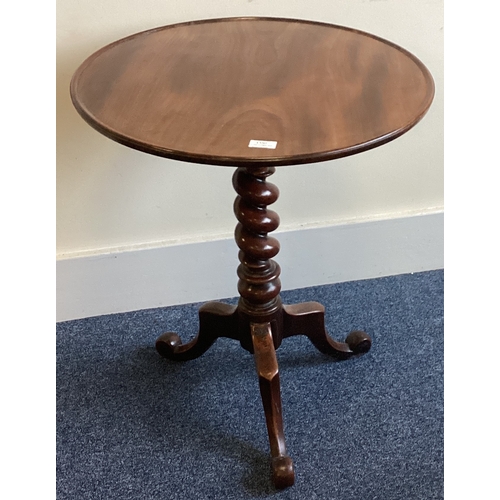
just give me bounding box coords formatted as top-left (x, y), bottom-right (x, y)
top-left (251, 322), bottom-right (294, 489)
top-left (283, 302), bottom-right (371, 360)
top-left (156, 302), bottom-right (239, 361)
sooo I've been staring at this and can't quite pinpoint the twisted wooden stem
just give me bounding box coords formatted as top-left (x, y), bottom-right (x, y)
top-left (233, 167), bottom-right (282, 319)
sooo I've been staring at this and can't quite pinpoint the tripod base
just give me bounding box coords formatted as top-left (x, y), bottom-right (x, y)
top-left (156, 300), bottom-right (371, 489)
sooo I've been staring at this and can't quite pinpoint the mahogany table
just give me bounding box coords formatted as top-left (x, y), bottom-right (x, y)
top-left (70, 17), bottom-right (434, 489)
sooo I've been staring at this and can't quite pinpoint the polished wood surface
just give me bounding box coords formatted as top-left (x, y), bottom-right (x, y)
top-left (70, 17), bottom-right (434, 167)
top-left (251, 323), bottom-right (294, 489)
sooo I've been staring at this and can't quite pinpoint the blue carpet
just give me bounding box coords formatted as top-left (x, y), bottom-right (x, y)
top-left (56, 270), bottom-right (443, 499)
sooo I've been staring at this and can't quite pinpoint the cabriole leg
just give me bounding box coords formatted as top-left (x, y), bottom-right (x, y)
top-left (251, 322), bottom-right (295, 489)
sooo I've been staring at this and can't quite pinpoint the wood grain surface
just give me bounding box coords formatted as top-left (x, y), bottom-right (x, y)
top-left (70, 17), bottom-right (434, 167)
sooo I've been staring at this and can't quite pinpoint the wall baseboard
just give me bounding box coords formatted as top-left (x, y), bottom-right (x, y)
top-left (56, 211), bottom-right (443, 322)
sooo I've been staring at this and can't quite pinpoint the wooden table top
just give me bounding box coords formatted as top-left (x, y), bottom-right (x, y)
top-left (70, 17), bottom-right (434, 167)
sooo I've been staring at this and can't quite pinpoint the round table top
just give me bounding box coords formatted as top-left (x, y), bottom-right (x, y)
top-left (70, 17), bottom-right (434, 167)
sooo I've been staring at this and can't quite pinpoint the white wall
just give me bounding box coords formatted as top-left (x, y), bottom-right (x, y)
top-left (56, 0), bottom-right (443, 320)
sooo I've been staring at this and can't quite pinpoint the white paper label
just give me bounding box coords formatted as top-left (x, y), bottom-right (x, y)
top-left (248, 140), bottom-right (277, 149)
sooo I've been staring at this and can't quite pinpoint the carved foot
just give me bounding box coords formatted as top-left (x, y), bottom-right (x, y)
top-left (251, 322), bottom-right (295, 489)
top-left (282, 302), bottom-right (371, 360)
top-left (156, 302), bottom-right (238, 361)
top-left (271, 456), bottom-right (295, 490)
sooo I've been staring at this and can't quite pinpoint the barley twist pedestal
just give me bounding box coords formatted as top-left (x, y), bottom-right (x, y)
top-left (70, 17), bottom-right (434, 489)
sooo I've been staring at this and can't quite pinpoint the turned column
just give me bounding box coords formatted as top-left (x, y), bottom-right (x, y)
top-left (233, 166), bottom-right (281, 316)
top-left (232, 166), bottom-right (286, 350)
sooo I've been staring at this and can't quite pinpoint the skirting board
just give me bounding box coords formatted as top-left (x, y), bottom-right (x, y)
top-left (56, 211), bottom-right (443, 322)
